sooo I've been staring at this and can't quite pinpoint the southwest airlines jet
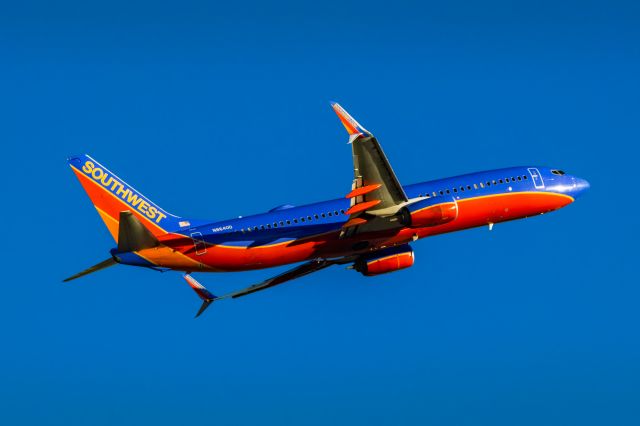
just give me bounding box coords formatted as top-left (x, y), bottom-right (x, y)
top-left (66, 103), bottom-right (589, 317)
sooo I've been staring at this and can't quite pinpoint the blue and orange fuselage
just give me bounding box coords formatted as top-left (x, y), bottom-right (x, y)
top-left (69, 157), bottom-right (589, 274)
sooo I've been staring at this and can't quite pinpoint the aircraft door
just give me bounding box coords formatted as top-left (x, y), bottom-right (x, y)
top-left (528, 168), bottom-right (545, 189)
top-left (190, 231), bottom-right (207, 255)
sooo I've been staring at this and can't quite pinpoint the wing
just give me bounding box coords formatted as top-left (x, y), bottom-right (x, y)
top-left (221, 259), bottom-right (336, 299)
top-left (331, 103), bottom-right (412, 237)
top-left (183, 258), bottom-right (346, 317)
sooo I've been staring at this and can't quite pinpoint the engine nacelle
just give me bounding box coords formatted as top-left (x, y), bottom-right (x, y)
top-left (399, 197), bottom-right (458, 228)
top-left (354, 245), bottom-right (415, 276)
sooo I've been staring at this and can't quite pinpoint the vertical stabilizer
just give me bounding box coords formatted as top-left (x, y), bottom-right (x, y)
top-left (68, 154), bottom-right (182, 240)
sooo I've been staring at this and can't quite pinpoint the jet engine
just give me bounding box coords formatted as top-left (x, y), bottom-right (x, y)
top-left (354, 244), bottom-right (414, 276)
top-left (399, 197), bottom-right (458, 228)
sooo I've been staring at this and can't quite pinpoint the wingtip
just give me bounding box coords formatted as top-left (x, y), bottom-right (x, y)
top-left (330, 102), bottom-right (371, 140)
top-left (183, 274), bottom-right (217, 317)
top-left (194, 299), bottom-right (214, 318)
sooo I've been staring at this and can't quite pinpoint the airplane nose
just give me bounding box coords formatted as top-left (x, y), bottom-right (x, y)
top-left (571, 176), bottom-right (590, 199)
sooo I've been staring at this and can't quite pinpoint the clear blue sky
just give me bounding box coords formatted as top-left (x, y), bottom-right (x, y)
top-left (1, 1), bottom-right (639, 425)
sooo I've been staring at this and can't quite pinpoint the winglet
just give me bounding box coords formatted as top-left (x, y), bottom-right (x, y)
top-left (183, 274), bottom-right (217, 318)
top-left (195, 300), bottom-right (213, 318)
top-left (330, 102), bottom-right (372, 143)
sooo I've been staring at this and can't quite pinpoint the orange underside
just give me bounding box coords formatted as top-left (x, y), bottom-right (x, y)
top-left (140, 191), bottom-right (573, 273)
top-left (73, 165), bottom-right (572, 272)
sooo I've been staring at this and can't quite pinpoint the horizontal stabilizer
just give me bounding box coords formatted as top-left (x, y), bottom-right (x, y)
top-left (118, 211), bottom-right (159, 252)
top-left (63, 258), bottom-right (117, 282)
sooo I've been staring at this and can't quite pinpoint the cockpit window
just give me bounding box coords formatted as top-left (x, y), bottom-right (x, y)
top-left (551, 169), bottom-right (566, 175)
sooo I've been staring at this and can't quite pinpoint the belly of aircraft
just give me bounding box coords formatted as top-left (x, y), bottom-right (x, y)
top-left (133, 191), bottom-right (572, 272)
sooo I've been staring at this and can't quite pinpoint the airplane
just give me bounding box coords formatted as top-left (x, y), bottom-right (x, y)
top-left (65, 103), bottom-right (590, 317)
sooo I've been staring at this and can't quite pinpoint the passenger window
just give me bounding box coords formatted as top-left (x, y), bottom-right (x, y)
top-left (453, 188), bottom-right (458, 193)
top-left (479, 182), bottom-right (484, 188)
top-left (446, 189), bottom-right (450, 194)
top-left (523, 175), bottom-right (528, 180)
top-left (340, 209), bottom-right (345, 214)
top-left (499, 179), bottom-right (503, 184)
top-left (309, 215), bottom-right (313, 220)
top-left (467, 185), bottom-right (472, 190)
top-left (300, 217), bottom-right (305, 222)
top-left (505, 178), bottom-right (510, 183)
top-left (334, 211), bottom-right (339, 215)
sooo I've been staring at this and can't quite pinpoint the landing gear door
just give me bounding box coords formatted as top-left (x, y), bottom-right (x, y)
top-left (528, 168), bottom-right (545, 189)
top-left (190, 231), bottom-right (207, 255)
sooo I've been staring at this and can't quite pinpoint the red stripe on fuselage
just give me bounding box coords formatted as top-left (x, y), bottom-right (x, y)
top-left (154, 191), bottom-right (572, 273)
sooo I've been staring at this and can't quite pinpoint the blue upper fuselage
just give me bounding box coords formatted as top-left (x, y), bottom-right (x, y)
top-left (181, 166), bottom-right (589, 246)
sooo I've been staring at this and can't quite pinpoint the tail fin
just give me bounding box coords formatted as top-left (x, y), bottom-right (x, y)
top-left (68, 154), bottom-right (181, 240)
